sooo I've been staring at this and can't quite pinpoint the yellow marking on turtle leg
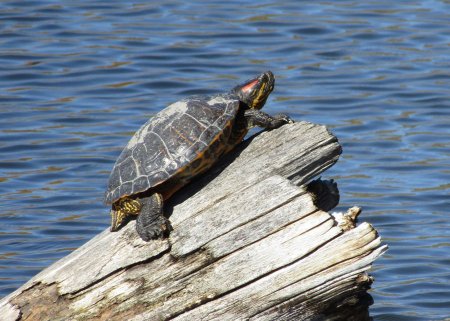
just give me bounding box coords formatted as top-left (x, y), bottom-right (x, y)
top-left (120, 197), bottom-right (141, 215)
top-left (110, 197), bottom-right (142, 232)
top-left (110, 208), bottom-right (126, 232)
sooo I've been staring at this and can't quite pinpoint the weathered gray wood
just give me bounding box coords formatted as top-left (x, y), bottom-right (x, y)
top-left (173, 224), bottom-right (385, 321)
top-left (0, 121), bottom-right (386, 321)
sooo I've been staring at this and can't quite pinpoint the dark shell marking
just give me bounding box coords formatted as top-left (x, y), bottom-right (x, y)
top-left (105, 94), bottom-right (239, 205)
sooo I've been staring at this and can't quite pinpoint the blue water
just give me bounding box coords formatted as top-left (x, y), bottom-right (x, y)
top-left (0, 1), bottom-right (449, 319)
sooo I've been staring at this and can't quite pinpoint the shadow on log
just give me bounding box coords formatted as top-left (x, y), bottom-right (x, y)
top-left (0, 121), bottom-right (387, 321)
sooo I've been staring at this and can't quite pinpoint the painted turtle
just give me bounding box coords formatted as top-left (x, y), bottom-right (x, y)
top-left (105, 71), bottom-right (293, 241)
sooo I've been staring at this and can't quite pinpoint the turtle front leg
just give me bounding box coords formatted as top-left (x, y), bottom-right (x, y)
top-left (136, 193), bottom-right (171, 241)
top-left (244, 109), bottom-right (294, 129)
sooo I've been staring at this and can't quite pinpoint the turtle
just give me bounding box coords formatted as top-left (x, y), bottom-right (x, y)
top-left (105, 71), bottom-right (293, 241)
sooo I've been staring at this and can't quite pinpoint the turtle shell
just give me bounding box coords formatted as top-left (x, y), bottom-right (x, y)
top-left (105, 94), bottom-right (240, 205)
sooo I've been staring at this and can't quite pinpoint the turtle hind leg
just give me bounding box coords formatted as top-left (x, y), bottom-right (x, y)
top-left (110, 197), bottom-right (141, 232)
top-left (136, 193), bottom-right (171, 241)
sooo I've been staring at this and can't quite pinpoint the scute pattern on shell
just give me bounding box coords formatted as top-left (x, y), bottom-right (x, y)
top-left (105, 94), bottom-right (240, 205)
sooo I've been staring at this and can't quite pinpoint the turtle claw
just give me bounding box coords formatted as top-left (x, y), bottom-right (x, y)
top-left (244, 109), bottom-right (294, 129)
top-left (136, 216), bottom-right (171, 241)
top-left (134, 193), bottom-right (172, 241)
top-left (275, 113), bottom-right (295, 124)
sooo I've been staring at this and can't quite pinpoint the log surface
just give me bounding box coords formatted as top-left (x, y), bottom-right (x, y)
top-left (0, 121), bottom-right (387, 321)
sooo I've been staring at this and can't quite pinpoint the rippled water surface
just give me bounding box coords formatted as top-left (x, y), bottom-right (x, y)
top-left (1, 1), bottom-right (449, 319)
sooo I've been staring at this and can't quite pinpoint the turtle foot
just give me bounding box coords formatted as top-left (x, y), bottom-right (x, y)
top-left (244, 109), bottom-right (294, 130)
top-left (274, 113), bottom-right (295, 125)
top-left (136, 216), bottom-right (171, 241)
top-left (135, 193), bottom-right (172, 241)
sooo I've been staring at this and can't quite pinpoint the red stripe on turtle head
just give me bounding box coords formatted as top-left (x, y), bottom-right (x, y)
top-left (232, 71), bottom-right (275, 109)
top-left (241, 79), bottom-right (259, 93)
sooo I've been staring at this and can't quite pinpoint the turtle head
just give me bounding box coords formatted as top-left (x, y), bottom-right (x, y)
top-left (232, 71), bottom-right (275, 110)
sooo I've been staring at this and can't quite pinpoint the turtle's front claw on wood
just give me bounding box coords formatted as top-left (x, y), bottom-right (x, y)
top-left (136, 216), bottom-right (171, 241)
top-left (275, 113), bottom-right (295, 124)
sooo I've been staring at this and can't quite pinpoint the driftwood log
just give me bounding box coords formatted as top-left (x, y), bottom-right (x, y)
top-left (0, 122), bottom-right (387, 321)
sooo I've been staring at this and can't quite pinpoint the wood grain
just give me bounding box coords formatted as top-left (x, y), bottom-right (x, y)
top-left (0, 122), bottom-right (386, 321)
